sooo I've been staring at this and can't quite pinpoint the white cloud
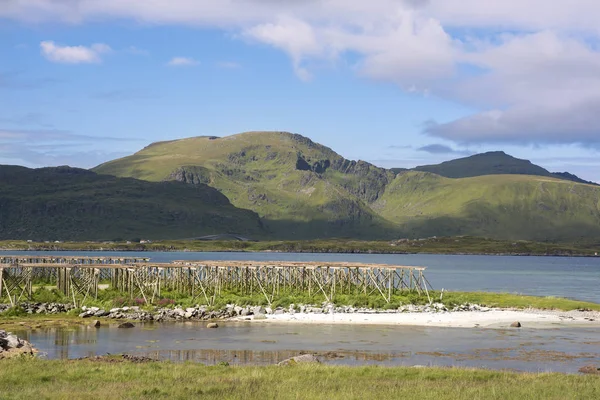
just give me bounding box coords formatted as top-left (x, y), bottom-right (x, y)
top-left (217, 61), bottom-right (241, 69)
top-left (40, 41), bottom-right (112, 64)
top-left (7, 1), bottom-right (600, 145)
top-left (167, 57), bottom-right (200, 67)
top-left (127, 46), bottom-right (149, 56)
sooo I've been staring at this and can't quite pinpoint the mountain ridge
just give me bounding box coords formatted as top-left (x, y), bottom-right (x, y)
top-left (412, 151), bottom-right (597, 185)
top-left (93, 131), bottom-right (600, 241)
top-left (0, 164), bottom-right (266, 241)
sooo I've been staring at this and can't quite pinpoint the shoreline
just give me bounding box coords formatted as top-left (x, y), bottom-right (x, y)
top-left (0, 247), bottom-right (598, 258)
top-left (242, 309), bottom-right (600, 329)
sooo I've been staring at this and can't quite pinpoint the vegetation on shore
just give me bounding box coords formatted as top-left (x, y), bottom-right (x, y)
top-left (2, 285), bottom-right (599, 315)
top-left (0, 359), bottom-right (598, 400)
top-left (1, 236), bottom-right (599, 256)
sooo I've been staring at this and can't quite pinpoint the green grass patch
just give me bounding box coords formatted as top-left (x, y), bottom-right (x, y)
top-left (0, 359), bottom-right (598, 400)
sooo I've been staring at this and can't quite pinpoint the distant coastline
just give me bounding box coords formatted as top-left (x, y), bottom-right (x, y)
top-left (0, 236), bottom-right (598, 257)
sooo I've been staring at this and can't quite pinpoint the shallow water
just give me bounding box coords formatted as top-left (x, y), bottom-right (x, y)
top-left (4, 251), bottom-right (600, 302)
top-left (14, 322), bottom-right (600, 373)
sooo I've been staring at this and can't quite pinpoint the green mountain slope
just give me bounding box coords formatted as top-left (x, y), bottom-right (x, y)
top-left (413, 151), bottom-right (597, 185)
top-left (0, 165), bottom-right (265, 241)
top-left (414, 151), bottom-right (553, 178)
top-left (94, 132), bottom-right (397, 239)
top-left (94, 132), bottom-right (600, 241)
top-left (373, 171), bottom-right (600, 240)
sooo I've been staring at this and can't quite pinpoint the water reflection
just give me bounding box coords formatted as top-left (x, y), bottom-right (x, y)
top-left (13, 322), bottom-right (600, 374)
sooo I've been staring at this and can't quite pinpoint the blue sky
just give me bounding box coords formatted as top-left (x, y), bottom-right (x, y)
top-left (2, 1), bottom-right (600, 182)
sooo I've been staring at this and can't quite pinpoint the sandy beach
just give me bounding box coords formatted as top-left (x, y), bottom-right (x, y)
top-left (247, 309), bottom-right (600, 329)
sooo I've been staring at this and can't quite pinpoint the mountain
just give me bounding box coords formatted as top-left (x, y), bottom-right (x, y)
top-left (94, 132), bottom-right (600, 241)
top-left (95, 132), bottom-right (398, 239)
top-left (413, 151), bottom-right (597, 185)
top-left (0, 165), bottom-right (265, 241)
top-left (373, 171), bottom-right (600, 241)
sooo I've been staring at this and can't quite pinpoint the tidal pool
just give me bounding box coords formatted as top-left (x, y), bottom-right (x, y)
top-left (13, 322), bottom-right (600, 373)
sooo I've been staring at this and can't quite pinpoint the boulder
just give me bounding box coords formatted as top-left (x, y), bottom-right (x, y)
top-left (118, 322), bottom-right (135, 329)
top-left (579, 365), bottom-right (600, 375)
top-left (510, 321), bottom-right (522, 328)
top-left (278, 354), bottom-right (320, 366)
top-left (0, 330), bottom-right (36, 359)
top-left (252, 306), bottom-right (266, 315)
top-left (253, 313), bottom-right (267, 320)
top-left (91, 320), bottom-right (101, 328)
top-left (207, 323), bottom-right (219, 328)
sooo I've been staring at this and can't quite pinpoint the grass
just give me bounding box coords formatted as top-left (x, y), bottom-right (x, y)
top-left (0, 359), bottom-right (598, 400)
top-left (2, 236), bottom-right (600, 255)
top-left (3, 287), bottom-right (599, 315)
top-left (438, 292), bottom-right (600, 311)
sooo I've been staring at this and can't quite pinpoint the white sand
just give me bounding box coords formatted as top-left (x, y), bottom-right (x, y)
top-left (245, 310), bottom-right (600, 329)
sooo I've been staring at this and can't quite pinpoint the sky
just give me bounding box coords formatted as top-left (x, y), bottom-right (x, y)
top-left (1, 0), bottom-right (600, 182)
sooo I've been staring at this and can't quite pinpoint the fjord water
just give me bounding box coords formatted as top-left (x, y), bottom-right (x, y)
top-left (6, 251), bottom-right (600, 372)
top-left (6, 251), bottom-right (600, 302)
top-left (17, 322), bottom-right (600, 373)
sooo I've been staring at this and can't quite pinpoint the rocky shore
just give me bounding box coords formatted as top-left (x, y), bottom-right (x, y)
top-left (0, 301), bottom-right (489, 322)
top-left (1, 302), bottom-right (598, 328)
top-left (0, 330), bottom-right (36, 359)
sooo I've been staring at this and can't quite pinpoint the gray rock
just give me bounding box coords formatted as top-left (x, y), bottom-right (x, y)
top-left (510, 321), bottom-right (522, 328)
top-left (184, 311), bottom-right (194, 319)
top-left (207, 323), bottom-right (219, 328)
top-left (274, 309), bottom-right (285, 315)
top-left (253, 313), bottom-right (267, 320)
top-left (91, 320), bottom-right (101, 328)
top-left (278, 354), bottom-right (320, 366)
top-left (252, 306), bottom-right (266, 315)
top-left (118, 322), bottom-right (135, 329)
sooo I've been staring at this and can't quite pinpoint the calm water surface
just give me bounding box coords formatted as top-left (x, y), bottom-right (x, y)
top-left (4, 251), bottom-right (600, 372)
top-left (4, 251), bottom-right (600, 302)
top-left (15, 322), bottom-right (600, 373)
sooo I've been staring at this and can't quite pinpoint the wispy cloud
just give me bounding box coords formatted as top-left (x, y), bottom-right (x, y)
top-left (388, 145), bottom-right (412, 150)
top-left (0, 127), bottom-right (144, 169)
top-left (0, 143), bottom-right (130, 169)
top-left (126, 46), bottom-right (149, 56)
top-left (167, 57), bottom-right (200, 67)
top-left (217, 61), bottom-right (241, 69)
top-left (91, 89), bottom-right (158, 102)
top-left (0, 128), bottom-right (138, 143)
top-left (416, 144), bottom-right (471, 156)
top-left (0, 71), bottom-right (61, 90)
top-left (40, 41), bottom-right (112, 64)
top-left (0, 112), bottom-right (51, 127)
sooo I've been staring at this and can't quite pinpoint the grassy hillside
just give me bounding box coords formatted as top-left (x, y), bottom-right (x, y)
top-left (413, 151), bottom-right (597, 185)
top-left (374, 171), bottom-right (600, 240)
top-left (414, 151), bottom-right (553, 178)
top-left (95, 132), bottom-right (398, 239)
top-left (0, 165), bottom-right (265, 241)
top-left (94, 132), bottom-right (600, 241)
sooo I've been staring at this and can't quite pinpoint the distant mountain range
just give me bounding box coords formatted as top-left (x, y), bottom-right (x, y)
top-left (412, 151), bottom-right (598, 185)
top-left (0, 165), bottom-right (265, 241)
top-left (91, 131), bottom-right (600, 241)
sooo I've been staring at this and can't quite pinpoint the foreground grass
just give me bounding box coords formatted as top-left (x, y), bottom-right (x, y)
top-left (0, 359), bottom-right (598, 400)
